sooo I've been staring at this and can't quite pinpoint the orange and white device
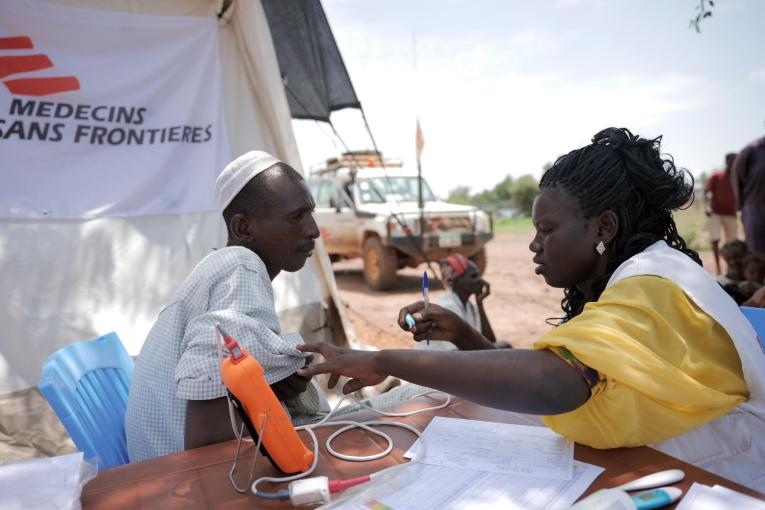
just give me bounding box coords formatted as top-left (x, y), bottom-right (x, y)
top-left (217, 324), bottom-right (315, 475)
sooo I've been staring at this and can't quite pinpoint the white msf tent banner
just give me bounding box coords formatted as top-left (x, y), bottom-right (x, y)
top-left (0, 0), bottom-right (353, 397)
top-left (0, 0), bottom-right (229, 218)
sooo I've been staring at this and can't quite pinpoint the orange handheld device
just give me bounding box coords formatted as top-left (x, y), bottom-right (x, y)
top-left (217, 324), bottom-right (314, 475)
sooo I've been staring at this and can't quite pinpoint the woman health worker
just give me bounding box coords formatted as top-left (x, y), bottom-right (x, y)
top-left (299, 128), bottom-right (765, 491)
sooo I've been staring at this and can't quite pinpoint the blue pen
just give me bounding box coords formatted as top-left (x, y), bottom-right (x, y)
top-left (423, 271), bottom-right (429, 346)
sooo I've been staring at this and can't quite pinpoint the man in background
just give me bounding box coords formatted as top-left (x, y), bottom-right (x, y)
top-left (732, 136), bottom-right (765, 253)
top-left (417, 254), bottom-right (510, 350)
top-left (704, 153), bottom-right (738, 274)
top-left (126, 151), bottom-right (325, 462)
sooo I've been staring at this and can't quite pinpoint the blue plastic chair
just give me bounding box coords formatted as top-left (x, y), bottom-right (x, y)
top-left (39, 332), bottom-right (134, 470)
top-left (741, 306), bottom-right (765, 351)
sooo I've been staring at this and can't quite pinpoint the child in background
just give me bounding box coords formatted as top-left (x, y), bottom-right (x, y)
top-left (417, 254), bottom-right (510, 350)
top-left (718, 240), bottom-right (749, 286)
top-left (738, 253), bottom-right (765, 299)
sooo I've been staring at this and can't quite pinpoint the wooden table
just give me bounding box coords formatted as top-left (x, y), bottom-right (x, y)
top-left (82, 395), bottom-right (764, 509)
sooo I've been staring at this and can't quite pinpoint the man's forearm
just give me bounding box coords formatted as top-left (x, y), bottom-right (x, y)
top-left (185, 397), bottom-right (237, 450)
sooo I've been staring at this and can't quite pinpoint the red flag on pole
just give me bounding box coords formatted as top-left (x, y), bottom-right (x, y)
top-left (416, 118), bottom-right (425, 159)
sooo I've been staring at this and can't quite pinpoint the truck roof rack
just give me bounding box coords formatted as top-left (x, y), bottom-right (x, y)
top-left (310, 151), bottom-right (403, 176)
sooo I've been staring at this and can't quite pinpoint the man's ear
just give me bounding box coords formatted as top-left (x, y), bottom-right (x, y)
top-left (229, 213), bottom-right (254, 243)
top-left (597, 210), bottom-right (619, 244)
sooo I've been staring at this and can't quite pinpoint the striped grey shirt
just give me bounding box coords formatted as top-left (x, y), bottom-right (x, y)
top-left (126, 246), bottom-right (323, 462)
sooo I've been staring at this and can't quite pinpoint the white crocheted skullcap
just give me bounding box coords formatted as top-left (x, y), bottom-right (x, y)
top-left (215, 150), bottom-right (282, 211)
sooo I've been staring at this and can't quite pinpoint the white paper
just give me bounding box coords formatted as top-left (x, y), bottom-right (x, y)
top-left (328, 460), bottom-right (603, 510)
top-left (675, 482), bottom-right (765, 510)
top-left (404, 416), bottom-right (574, 480)
top-left (0, 452), bottom-right (95, 510)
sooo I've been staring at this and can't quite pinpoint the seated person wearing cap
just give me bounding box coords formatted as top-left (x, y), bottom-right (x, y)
top-left (126, 151), bottom-right (326, 462)
top-left (417, 254), bottom-right (503, 350)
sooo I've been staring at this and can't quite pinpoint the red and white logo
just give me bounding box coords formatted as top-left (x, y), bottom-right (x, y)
top-left (0, 36), bottom-right (79, 96)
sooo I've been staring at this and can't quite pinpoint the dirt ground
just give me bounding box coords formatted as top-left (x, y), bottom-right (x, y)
top-left (334, 230), bottom-right (715, 350)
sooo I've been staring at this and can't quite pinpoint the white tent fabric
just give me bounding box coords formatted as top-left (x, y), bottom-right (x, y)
top-left (0, 0), bottom-right (354, 395)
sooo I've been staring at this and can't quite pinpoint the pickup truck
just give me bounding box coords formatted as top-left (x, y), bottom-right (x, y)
top-left (308, 153), bottom-right (493, 290)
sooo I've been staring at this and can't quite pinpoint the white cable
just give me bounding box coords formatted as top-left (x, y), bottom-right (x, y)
top-left (214, 320), bottom-right (449, 496)
top-left (249, 389), bottom-right (449, 496)
top-left (249, 427), bottom-right (322, 491)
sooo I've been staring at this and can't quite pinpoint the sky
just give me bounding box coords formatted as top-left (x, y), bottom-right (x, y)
top-left (292, 0), bottom-right (765, 198)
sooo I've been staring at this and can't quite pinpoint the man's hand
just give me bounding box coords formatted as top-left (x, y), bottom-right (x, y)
top-left (297, 343), bottom-right (386, 394)
top-left (269, 355), bottom-right (314, 401)
top-left (476, 280), bottom-right (490, 302)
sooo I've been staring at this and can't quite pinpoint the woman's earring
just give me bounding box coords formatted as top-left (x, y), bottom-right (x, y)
top-left (596, 241), bottom-right (606, 255)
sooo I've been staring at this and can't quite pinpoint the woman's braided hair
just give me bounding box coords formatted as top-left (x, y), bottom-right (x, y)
top-left (539, 127), bottom-right (701, 322)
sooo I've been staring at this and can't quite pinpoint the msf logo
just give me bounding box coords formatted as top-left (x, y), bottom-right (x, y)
top-left (0, 36), bottom-right (80, 96)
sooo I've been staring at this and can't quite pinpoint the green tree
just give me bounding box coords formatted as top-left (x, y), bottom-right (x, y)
top-left (472, 188), bottom-right (497, 208)
top-left (446, 185), bottom-right (472, 205)
top-left (690, 0), bottom-right (714, 33)
top-left (492, 175), bottom-right (514, 202)
top-left (511, 175), bottom-right (539, 216)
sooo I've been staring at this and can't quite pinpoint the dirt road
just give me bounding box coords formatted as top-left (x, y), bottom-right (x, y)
top-left (333, 231), bottom-right (715, 350)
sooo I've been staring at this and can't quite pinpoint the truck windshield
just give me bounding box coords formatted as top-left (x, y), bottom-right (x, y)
top-left (358, 177), bottom-right (436, 203)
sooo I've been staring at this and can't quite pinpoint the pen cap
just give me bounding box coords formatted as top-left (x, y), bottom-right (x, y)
top-left (615, 469), bottom-right (684, 492)
top-left (630, 487), bottom-right (682, 510)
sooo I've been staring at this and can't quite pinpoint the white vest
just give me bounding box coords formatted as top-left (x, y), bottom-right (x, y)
top-left (607, 241), bottom-right (765, 491)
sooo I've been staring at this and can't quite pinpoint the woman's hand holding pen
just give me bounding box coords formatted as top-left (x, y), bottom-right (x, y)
top-left (398, 301), bottom-right (488, 350)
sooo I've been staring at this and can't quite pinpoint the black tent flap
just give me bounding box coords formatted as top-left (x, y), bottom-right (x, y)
top-left (261, 0), bottom-right (361, 122)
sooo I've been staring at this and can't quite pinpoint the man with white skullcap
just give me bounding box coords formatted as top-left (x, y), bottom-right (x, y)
top-left (126, 151), bottom-right (324, 462)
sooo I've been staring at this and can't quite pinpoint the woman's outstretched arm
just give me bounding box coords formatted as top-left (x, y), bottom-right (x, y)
top-left (297, 343), bottom-right (590, 415)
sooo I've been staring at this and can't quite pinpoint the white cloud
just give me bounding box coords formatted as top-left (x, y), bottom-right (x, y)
top-left (750, 69), bottom-right (765, 84)
top-left (714, 1), bottom-right (748, 13)
top-left (553, 0), bottom-right (585, 8)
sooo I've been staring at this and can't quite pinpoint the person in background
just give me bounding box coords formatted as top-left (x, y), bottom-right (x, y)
top-left (298, 128), bottom-right (765, 492)
top-left (739, 253), bottom-right (765, 298)
top-left (718, 239), bottom-right (749, 286)
top-left (732, 136), bottom-right (765, 253)
top-left (417, 254), bottom-right (501, 350)
top-left (743, 286), bottom-right (765, 307)
top-left (704, 153), bottom-right (738, 274)
top-left (726, 253), bottom-right (765, 306)
top-left (126, 151), bottom-right (324, 462)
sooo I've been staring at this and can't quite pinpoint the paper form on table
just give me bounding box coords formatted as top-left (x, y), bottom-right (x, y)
top-left (404, 416), bottom-right (574, 480)
top-left (327, 460), bottom-right (604, 510)
top-left (675, 482), bottom-right (765, 509)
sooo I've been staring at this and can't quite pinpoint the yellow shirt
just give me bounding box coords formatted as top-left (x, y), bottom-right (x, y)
top-left (534, 275), bottom-right (748, 449)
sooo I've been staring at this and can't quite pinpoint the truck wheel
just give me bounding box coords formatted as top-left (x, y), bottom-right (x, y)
top-left (470, 247), bottom-right (488, 275)
top-left (362, 236), bottom-right (398, 290)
